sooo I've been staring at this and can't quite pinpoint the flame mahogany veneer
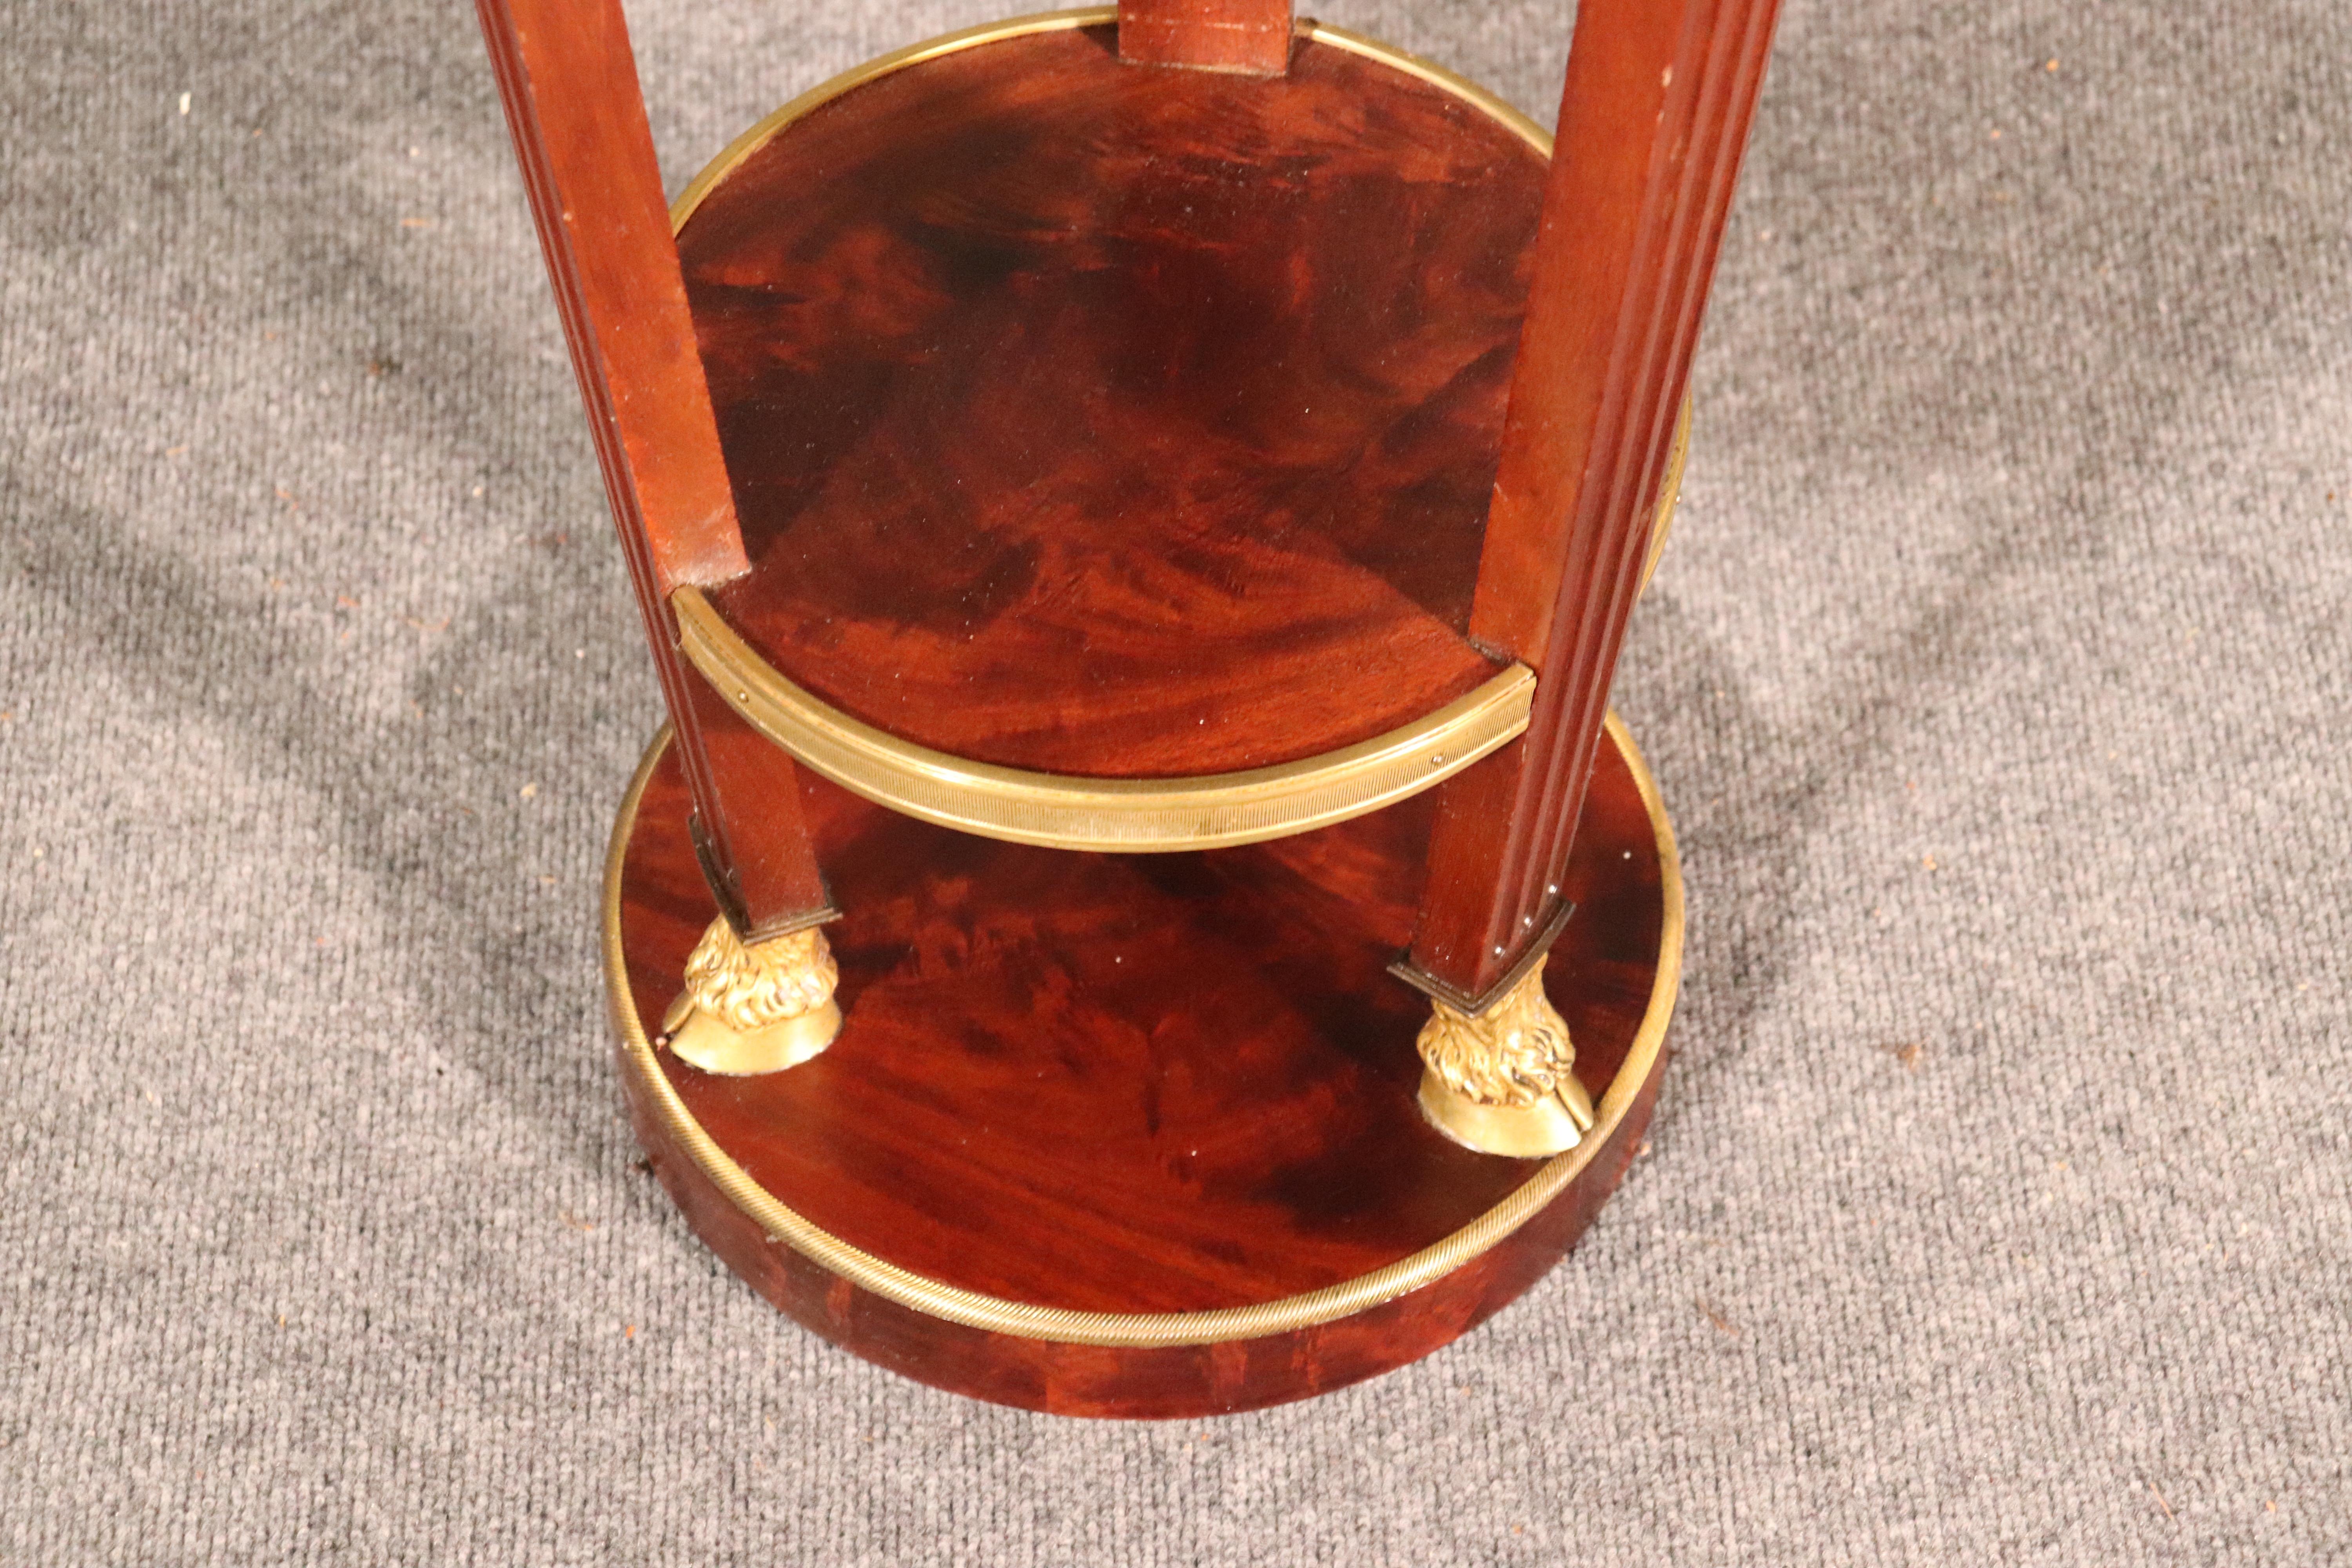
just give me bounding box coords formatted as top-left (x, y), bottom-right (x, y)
top-left (683, 25), bottom-right (1548, 779)
top-left (610, 724), bottom-right (1670, 1417)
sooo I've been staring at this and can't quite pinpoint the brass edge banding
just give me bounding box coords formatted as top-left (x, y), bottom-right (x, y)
top-left (670, 8), bottom-right (1119, 230)
top-left (673, 586), bottom-right (1535, 853)
top-left (670, 11), bottom-right (1549, 234)
top-left (1302, 23), bottom-right (1552, 156)
top-left (1639, 395), bottom-right (1695, 597)
top-left (601, 710), bottom-right (1682, 1348)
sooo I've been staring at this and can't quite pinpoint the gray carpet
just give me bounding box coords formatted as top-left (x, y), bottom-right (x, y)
top-left (4, 0), bottom-right (2347, 1560)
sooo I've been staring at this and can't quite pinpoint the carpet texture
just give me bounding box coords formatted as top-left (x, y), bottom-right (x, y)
top-left (4, 0), bottom-right (2347, 1561)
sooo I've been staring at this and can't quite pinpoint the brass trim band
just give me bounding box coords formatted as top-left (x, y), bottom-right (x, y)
top-left (670, 9), bottom-right (1116, 231)
top-left (1640, 394), bottom-right (1695, 597)
top-left (672, 585), bottom-right (1537, 853)
top-left (1305, 21), bottom-right (1552, 156)
top-left (601, 710), bottom-right (1682, 1348)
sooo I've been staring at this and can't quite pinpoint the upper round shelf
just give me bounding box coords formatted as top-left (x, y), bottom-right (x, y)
top-left (667, 12), bottom-right (1669, 849)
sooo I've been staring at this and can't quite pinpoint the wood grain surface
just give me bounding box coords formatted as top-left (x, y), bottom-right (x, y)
top-left (612, 724), bottom-right (1669, 1415)
top-left (681, 25), bottom-right (1548, 779)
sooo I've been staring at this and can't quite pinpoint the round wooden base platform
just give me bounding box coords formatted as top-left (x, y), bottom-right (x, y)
top-left (602, 718), bottom-right (1681, 1418)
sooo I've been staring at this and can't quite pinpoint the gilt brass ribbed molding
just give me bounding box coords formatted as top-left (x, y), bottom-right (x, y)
top-left (672, 586), bottom-right (1535, 853)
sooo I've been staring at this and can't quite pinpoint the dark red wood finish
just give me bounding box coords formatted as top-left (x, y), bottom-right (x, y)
top-left (612, 726), bottom-right (1669, 1416)
top-left (485, 0), bottom-right (1784, 1413)
top-left (478, 0), bottom-right (830, 935)
top-left (1408, 0), bottom-right (1781, 998)
top-left (1118, 0), bottom-right (1293, 74)
top-left (681, 27), bottom-right (1547, 778)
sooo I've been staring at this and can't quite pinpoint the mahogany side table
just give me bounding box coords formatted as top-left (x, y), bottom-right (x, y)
top-left (479, 0), bottom-right (1778, 1417)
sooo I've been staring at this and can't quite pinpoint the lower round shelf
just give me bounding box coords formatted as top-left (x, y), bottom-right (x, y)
top-left (602, 716), bottom-right (1681, 1418)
